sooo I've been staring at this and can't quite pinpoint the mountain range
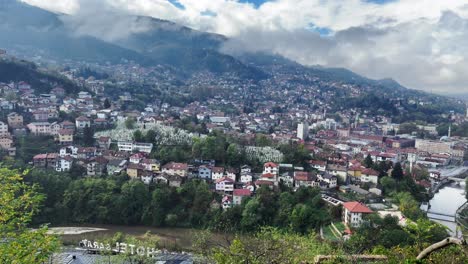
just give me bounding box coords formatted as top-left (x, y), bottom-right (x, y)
top-left (0, 0), bottom-right (464, 112)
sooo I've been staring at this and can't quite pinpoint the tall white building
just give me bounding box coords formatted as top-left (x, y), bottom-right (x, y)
top-left (297, 122), bottom-right (309, 140)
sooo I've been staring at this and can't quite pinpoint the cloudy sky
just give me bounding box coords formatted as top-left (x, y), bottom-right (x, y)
top-left (21, 0), bottom-right (468, 94)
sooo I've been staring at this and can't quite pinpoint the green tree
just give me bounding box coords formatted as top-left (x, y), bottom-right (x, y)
top-left (145, 130), bottom-right (157, 143)
top-left (133, 130), bottom-right (144, 142)
top-left (0, 168), bottom-right (59, 263)
top-left (83, 125), bottom-right (94, 146)
top-left (364, 154), bottom-right (374, 168)
top-left (103, 98), bottom-right (111, 109)
top-left (392, 162), bottom-right (404, 181)
top-left (226, 143), bottom-right (243, 167)
top-left (125, 118), bottom-right (136, 129)
top-left (118, 180), bottom-right (151, 224)
top-left (394, 192), bottom-right (424, 220)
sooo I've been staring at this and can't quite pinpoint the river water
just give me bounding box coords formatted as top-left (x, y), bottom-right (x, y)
top-left (424, 182), bottom-right (466, 236)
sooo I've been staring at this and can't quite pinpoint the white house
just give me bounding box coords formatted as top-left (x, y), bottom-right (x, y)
top-left (0, 121), bottom-right (8, 136)
top-left (215, 177), bottom-right (234, 193)
top-left (221, 195), bottom-right (232, 210)
top-left (240, 172), bottom-right (253, 183)
top-left (211, 167), bottom-right (225, 181)
top-left (75, 116), bottom-right (91, 129)
top-left (342, 201), bottom-right (373, 228)
top-left (318, 172), bottom-right (338, 188)
top-left (240, 165), bottom-right (252, 174)
top-left (361, 168), bottom-right (379, 184)
top-left (56, 156), bottom-right (73, 172)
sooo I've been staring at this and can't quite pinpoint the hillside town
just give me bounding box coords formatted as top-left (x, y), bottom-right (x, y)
top-left (1, 64), bottom-right (467, 234)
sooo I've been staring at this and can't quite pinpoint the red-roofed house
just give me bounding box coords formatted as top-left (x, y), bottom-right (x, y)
top-left (233, 189), bottom-right (252, 205)
top-left (361, 168), bottom-right (379, 184)
top-left (343, 201), bottom-right (373, 228)
top-left (263, 162), bottom-right (279, 175)
top-left (162, 162), bottom-right (188, 177)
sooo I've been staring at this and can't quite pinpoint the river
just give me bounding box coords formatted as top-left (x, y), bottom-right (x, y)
top-left (423, 182), bottom-right (466, 236)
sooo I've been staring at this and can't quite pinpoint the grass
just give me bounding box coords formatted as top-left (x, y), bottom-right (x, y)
top-left (333, 222), bottom-right (346, 233)
top-left (322, 225), bottom-right (341, 242)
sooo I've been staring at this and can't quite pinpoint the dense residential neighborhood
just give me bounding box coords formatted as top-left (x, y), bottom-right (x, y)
top-left (0, 67), bottom-right (467, 234)
top-left (2, 0), bottom-right (468, 263)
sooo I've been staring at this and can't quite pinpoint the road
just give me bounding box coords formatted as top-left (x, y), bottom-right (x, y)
top-left (439, 167), bottom-right (468, 177)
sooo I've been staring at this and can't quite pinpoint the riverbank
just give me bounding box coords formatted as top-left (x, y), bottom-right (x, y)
top-left (424, 182), bottom-right (466, 236)
top-left (53, 224), bottom-right (231, 251)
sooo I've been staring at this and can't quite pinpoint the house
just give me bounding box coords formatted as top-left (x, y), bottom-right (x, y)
top-left (27, 122), bottom-right (51, 135)
top-left (294, 171), bottom-right (319, 189)
top-left (326, 164), bottom-right (348, 182)
top-left (75, 116), bottom-right (91, 130)
top-left (141, 159), bottom-right (160, 172)
top-left (255, 180), bottom-right (274, 190)
top-left (87, 156), bottom-right (108, 176)
top-left (140, 171), bottom-right (154, 184)
top-left (222, 195), bottom-right (232, 210)
top-left (97, 137), bottom-right (112, 149)
top-left (0, 121), bottom-right (8, 136)
top-left (429, 171), bottom-right (441, 180)
top-left (60, 146), bottom-right (79, 158)
top-left (240, 165), bottom-right (252, 174)
top-left (198, 165), bottom-right (212, 179)
top-left (129, 153), bottom-right (147, 164)
top-left (167, 174), bottom-right (183, 187)
top-left (61, 121), bottom-right (75, 130)
top-left (233, 189), bottom-right (252, 205)
top-left (56, 129), bottom-right (74, 145)
top-left (162, 162), bottom-right (188, 177)
top-left (50, 122), bottom-right (62, 136)
top-left (7, 112), bottom-right (23, 128)
top-left (225, 168), bottom-right (237, 181)
top-left (279, 172), bottom-right (294, 186)
top-left (309, 160), bottom-right (327, 171)
top-left (342, 201), bottom-right (373, 228)
top-left (0, 135), bottom-right (15, 156)
top-left (154, 173), bottom-right (169, 185)
top-left (240, 172), bottom-right (253, 183)
top-left (32, 111), bottom-right (49, 122)
top-left (77, 147), bottom-right (97, 159)
top-left (127, 163), bottom-right (145, 178)
top-left (361, 168), bottom-right (379, 184)
top-left (216, 177), bottom-right (235, 193)
top-left (56, 156), bottom-right (73, 172)
top-left (117, 141), bottom-right (153, 153)
top-left (0, 135), bottom-right (13, 149)
top-left (318, 172), bottom-right (338, 188)
top-left (263, 162), bottom-right (279, 175)
top-left (244, 182), bottom-right (255, 192)
top-left (33, 153), bottom-right (57, 170)
top-left (211, 167), bottom-right (224, 180)
top-left (107, 159), bottom-right (127, 175)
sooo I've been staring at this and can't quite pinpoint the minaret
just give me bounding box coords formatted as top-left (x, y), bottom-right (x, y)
top-left (466, 103), bottom-right (468, 118)
top-left (448, 124), bottom-right (451, 138)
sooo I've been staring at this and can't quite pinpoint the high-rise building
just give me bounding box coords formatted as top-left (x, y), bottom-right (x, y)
top-left (297, 122), bottom-right (309, 140)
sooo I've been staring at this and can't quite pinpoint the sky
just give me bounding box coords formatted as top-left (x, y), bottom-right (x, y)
top-left (21, 0), bottom-right (468, 94)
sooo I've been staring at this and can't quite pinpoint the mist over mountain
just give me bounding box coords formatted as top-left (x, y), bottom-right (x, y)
top-left (0, 0), bottom-right (460, 96)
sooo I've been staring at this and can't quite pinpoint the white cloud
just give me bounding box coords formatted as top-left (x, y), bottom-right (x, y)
top-left (20, 0), bottom-right (468, 93)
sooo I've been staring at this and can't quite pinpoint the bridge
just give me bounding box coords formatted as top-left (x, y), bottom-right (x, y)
top-left (446, 177), bottom-right (466, 183)
top-left (427, 211), bottom-right (456, 223)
